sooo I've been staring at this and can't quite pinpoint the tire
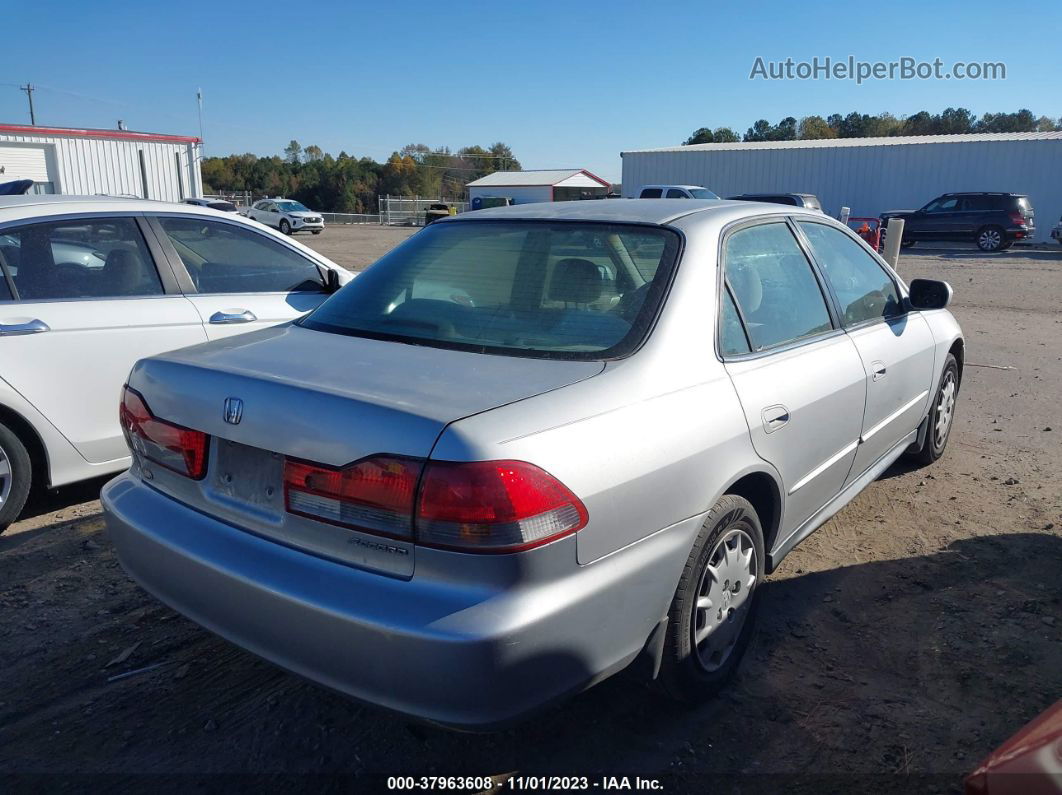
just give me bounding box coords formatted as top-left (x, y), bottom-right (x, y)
top-left (658, 494), bottom-right (765, 702)
top-left (0, 423), bottom-right (33, 534)
top-left (907, 353), bottom-right (959, 466)
top-left (279, 219), bottom-right (291, 235)
top-left (976, 225), bottom-right (1005, 252)
top-left (311, 230), bottom-right (322, 235)
top-left (900, 239), bottom-right (917, 249)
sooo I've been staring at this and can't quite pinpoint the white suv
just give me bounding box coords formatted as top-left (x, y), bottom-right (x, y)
top-left (0, 195), bottom-right (350, 530)
top-left (638, 185), bottom-right (719, 199)
top-left (245, 198), bottom-right (325, 235)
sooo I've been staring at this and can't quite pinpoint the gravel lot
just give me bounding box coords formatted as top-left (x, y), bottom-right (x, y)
top-left (1, 238), bottom-right (1059, 792)
top-left (300, 223), bottom-right (417, 271)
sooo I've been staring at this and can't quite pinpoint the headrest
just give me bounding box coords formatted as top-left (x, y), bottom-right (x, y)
top-left (548, 258), bottom-right (603, 304)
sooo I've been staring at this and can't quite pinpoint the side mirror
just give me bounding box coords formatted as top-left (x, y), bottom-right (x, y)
top-left (323, 267), bottom-right (341, 293)
top-left (908, 278), bottom-right (952, 310)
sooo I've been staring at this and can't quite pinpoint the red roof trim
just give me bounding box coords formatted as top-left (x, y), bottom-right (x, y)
top-left (0, 123), bottom-right (201, 144)
top-left (579, 169), bottom-right (611, 187)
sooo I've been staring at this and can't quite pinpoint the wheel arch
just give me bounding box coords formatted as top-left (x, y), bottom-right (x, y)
top-left (949, 336), bottom-right (965, 387)
top-left (721, 470), bottom-right (782, 567)
top-left (0, 402), bottom-right (50, 490)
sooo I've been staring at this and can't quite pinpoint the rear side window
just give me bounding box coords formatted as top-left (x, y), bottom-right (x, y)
top-left (0, 218), bottom-right (162, 300)
top-left (640, 188), bottom-right (663, 198)
top-left (157, 217), bottom-right (325, 294)
top-left (723, 222), bottom-right (832, 351)
top-left (301, 221), bottom-right (680, 360)
top-left (719, 288), bottom-right (750, 355)
top-left (798, 221), bottom-right (902, 326)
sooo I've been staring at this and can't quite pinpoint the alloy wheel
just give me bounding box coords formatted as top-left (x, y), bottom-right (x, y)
top-left (978, 228), bottom-right (1002, 251)
top-left (693, 527), bottom-right (758, 672)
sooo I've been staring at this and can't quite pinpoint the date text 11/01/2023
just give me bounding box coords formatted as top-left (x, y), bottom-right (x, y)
top-left (386, 776), bottom-right (665, 791)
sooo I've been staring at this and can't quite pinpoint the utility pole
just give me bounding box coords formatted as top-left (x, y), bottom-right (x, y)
top-left (19, 83), bottom-right (36, 125)
top-left (196, 88), bottom-right (204, 152)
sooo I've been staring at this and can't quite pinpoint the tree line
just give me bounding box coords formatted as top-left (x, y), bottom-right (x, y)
top-left (200, 141), bottom-right (521, 213)
top-left (684, 108), bottom-right (1062, 145)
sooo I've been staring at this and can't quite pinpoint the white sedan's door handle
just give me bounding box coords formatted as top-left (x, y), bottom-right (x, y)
top-left (0, 318), bottom-right (50, 336)
top-left (871, 360), bottom-right (887, 381)
top-left (209, 309), bottom-right (257, 325)
top-left (762, 404), bottom-right (791, 433)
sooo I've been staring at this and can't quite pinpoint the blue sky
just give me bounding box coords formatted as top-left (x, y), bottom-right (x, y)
top-left (1, 0), bottom-right (1057, 181)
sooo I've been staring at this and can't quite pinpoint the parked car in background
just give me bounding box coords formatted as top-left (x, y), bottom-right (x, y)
top-left (727, 193), bottom-right (822, 212)
top-left (245, 198), bottom-right (325, 235)
top-left (103, 199), bottom-right (963, 729)
top-left (1051, 214), bottom-right (1062, 245)
top-left (880, 192), bottom-right (1035, 252)
top-left (183, 197), bottom-right (240, 213)
top-left (638, 184), bottom-right (719, 199)
top-left (0, 195), bottom-right (350, 531)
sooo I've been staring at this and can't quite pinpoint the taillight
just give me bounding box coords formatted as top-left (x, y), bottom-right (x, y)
top-left (120, 386), bottom-right (208, 479)
top-left (282, 456), bottom-right (588, 553)
top-left (416, 460), bottom-right (588, 553)
top-left (1009, 211), bottom-right (1025, 226)
top-left (284, 456), bottom-right (420, 539)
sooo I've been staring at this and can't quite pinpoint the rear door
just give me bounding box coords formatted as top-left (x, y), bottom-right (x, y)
top-left (720, 220), bottom-right (866, 533)
top-left (796, 220), bottom-right (935, 479)
top-left (149, 214), bottom-right (333, 340)
top-left (0, 214), bottom-right (206, 464)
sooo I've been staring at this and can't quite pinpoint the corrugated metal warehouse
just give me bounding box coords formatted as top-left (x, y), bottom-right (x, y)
top-left (0, 123), bottom-right (202, 201)
top-left (468, 169), bottom-right (610, 206)
top-left (622, 132), bottom-right (1062, 241)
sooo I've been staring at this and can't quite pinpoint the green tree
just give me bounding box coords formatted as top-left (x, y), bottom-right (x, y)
top-left (283, 140), bottom-right (302, 164)
top-left (797, 116), bottom-right (837, 139)
top-left (304, 144), bottom-right (324, 162)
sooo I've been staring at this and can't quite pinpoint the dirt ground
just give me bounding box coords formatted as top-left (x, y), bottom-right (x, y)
top-left (299, 223), bottom-right (417, 271)
top-left (1, 238), bottom-right (1060, 793)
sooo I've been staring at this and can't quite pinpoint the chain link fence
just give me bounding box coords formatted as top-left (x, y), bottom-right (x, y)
top-left (379, 195), bottom-right (468, 226)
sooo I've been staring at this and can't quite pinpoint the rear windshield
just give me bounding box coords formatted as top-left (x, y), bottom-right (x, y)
top-left (208, 201), bottom-right (237, 212)
top-left (688, 188), bottom-right (719, 200)
top-left (300, 221), bottom-right (681, 360)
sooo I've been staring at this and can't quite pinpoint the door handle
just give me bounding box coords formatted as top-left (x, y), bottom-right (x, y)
top-left (209, 309), bottom-right (257, 325)
top-left (871, 360), bottom-right (887, 381)
top-left (0, 318), bottom-right (50, 336)
top-left (762, 404), bottom-right (791, 433)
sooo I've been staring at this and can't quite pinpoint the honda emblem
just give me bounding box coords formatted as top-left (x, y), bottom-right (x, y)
top-left (223, 397), bottom-right (243, 425)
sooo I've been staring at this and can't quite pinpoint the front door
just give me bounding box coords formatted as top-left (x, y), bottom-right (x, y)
top-left (720, 220), bottom-right (866, 535)
top-left (151, 215), bottom-right (332, 341)
top-left (0, 216), bottom-right (207, 464)
top-left (796, 220), bottom-right (936, 478)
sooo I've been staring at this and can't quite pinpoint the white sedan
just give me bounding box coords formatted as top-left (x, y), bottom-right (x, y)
top-left (0, 195), bottom-right (351, 530)
top-left (244, 198), bottom-right (325, 235)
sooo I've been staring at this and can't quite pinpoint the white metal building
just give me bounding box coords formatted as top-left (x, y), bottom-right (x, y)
top-left (467, 169), bottom-right (610, 206)
top-left (622, 132), bottom-right (1062, 241)
top-left (0, 123), bottom-right (202, 202)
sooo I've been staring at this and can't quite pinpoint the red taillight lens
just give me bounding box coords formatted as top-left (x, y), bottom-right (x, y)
top-left (1009, 211), bottom-right (1025, 226)
top-left (284, 456), bottom-right (421, 539)
top-left (120, 386), bottom-right (208, 479)
top-left (416, 460), bottom-right (588, 553)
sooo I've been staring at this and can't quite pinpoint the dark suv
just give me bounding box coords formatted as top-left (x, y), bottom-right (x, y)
top-left (880, 192), bottom-right (1035, 252)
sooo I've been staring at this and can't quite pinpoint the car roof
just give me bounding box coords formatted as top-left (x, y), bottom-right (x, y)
top-left (640, 185), bottom-right (706, 190)
top-left (444, 199), bottom-right (797, 226)
top-left (0, 194), bottom-right (241, 218)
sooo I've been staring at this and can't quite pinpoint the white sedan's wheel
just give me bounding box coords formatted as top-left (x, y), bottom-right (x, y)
top-left (0, 423), bottom-right (33, 533)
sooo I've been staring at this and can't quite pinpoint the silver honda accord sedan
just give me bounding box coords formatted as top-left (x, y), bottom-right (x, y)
top-left (102, 199), bottom-right (963, 728)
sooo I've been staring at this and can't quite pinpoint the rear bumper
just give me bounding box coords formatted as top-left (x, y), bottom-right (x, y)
top-left (102, 474), bottom-right (697, 728)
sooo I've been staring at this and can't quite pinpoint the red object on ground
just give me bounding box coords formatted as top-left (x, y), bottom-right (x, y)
top-left (846, 216), bottom-right (882, 251)
top-left (964, 700), bottom-right (1062, 795)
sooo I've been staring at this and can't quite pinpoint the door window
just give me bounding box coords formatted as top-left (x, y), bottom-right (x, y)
top-left (1, 218), bottom-right (162, 300)
top-left (723, 222), bottom-right (833, 352)
top-left (923, 197), bottom-right (960, 213)
top-left (157, 217), bottom-right (326, 294)
top-left (665, 189), bottom-right (688, 198)
top-left (639, 188), bottom-right (663, 198)
top-left (798, 221), bottom-right (902, 326)
top-left (719, 288), bottom-right (751, 355)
